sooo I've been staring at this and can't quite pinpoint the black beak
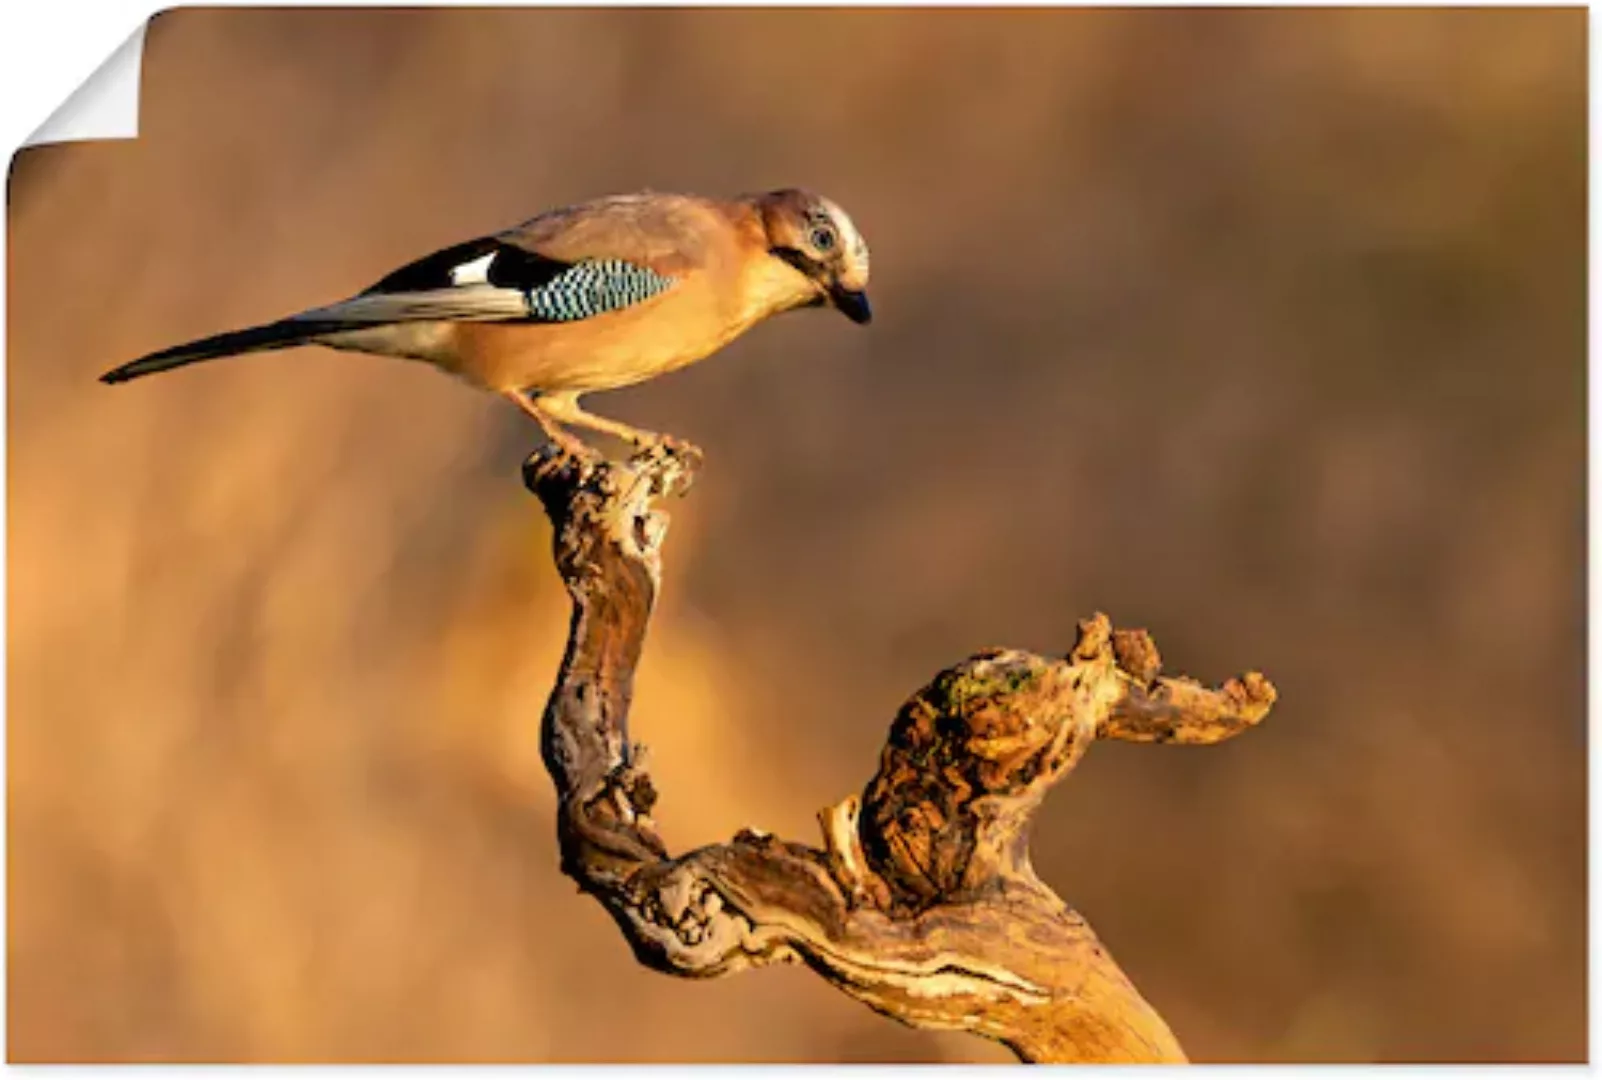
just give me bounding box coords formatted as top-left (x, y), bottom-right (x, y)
top-left (829, 285), bottom-right (873, 325)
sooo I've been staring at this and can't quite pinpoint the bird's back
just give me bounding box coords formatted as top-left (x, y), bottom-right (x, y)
top-left (502, 192), bottom-right (737, 278)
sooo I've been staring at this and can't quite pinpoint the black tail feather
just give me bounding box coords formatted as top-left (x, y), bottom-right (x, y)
top-left (100, 319), bottom-right (328, 384)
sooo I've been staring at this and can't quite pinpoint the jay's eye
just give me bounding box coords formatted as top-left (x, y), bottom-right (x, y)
top-left (809, 225), bottom-right (837, 252)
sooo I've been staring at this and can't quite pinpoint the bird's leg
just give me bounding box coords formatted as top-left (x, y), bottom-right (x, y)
top-left (536, 392), bottom-right (662, 448)
top-left (539, 393), bottom-right (704, 487)
top-left (505, 390), bottom-right (594, 460)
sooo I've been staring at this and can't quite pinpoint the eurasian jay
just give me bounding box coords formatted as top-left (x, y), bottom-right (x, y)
top-left (100, 188), bottom-right (873, 454)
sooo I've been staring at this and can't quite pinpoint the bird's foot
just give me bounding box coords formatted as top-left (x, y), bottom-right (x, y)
top-left (629, 434), bottom-right (702, 498)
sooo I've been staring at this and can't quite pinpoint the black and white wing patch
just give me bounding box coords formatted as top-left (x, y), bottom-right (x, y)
top-left (365, 237), bottom-right (563, 295)
top-left (363, 238), bottom-right (676, 324)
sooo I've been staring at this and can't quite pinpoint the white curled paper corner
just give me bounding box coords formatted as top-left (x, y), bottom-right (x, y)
top-left (24, 21), bottom-right (148, 149)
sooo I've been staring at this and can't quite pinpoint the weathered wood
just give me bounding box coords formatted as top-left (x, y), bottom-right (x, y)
top-left (523, 445), bottom-right (1277, 1064)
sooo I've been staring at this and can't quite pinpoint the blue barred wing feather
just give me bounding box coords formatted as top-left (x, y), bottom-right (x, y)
top-left (524, 259), bottom-right (677, 322)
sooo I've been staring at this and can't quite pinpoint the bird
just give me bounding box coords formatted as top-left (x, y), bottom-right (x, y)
top-left (99, 188), bottom-right (873, 456)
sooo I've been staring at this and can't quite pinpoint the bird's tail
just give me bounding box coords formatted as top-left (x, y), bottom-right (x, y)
top-left (99, 318), bottom-right (334, 384)
top-left (100, 285), bottom-right (531, 385)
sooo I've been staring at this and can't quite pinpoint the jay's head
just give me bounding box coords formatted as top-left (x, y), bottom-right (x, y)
top-left (755, 189), bottom-right (873, 325)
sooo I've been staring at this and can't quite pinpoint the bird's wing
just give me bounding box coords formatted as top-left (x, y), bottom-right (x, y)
top-left (341, 193), bottom-right (711, 327)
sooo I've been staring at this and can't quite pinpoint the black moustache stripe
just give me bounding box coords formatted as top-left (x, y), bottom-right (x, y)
top-left (770, 245), bottom-right (828, 279)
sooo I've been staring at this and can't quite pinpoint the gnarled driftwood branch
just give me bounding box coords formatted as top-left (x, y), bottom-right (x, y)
top-left (524, 447), bottom-right (1277, 1064)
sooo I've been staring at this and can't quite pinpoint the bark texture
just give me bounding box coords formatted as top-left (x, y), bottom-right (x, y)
top-left (524, 446), bottom-right (1278, 1064)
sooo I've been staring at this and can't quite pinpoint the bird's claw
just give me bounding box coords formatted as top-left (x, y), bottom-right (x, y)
top-left (629, 435), bottom-right (702, 498)
top-left (523, 431), bottom-right (699, 501)
top-left (653, 434), bottom-right (704, 472)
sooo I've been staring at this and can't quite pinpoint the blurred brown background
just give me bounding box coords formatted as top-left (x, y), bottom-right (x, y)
top-left (6, 7), bottom-right (1585, 1064)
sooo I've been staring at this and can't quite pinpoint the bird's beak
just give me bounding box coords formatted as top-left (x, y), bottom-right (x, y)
top-left (829, 284), bottom-right (873, 325)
